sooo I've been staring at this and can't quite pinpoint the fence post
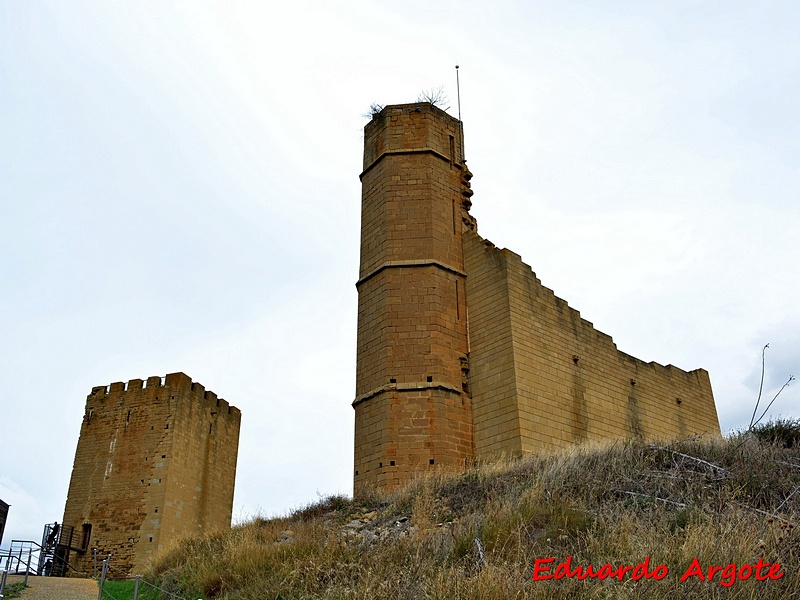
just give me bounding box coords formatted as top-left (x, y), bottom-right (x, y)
top-left (93, 548), bottom-right (97, 579)
top-left (0, 569), bottom-right (8, 598)
top-left (25, 549), bottom-right (32, 585)
top-left (97, 559), bottom-right (108, 600)
top-left (133, 575), bottom-right (140, 600)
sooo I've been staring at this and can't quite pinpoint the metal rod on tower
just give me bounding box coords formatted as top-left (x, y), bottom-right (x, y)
top-left (455, 65), bottom-right (465, 162)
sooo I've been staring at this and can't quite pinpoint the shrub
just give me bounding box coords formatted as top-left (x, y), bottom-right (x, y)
top-left (752, 418), bottom-right (800, 448)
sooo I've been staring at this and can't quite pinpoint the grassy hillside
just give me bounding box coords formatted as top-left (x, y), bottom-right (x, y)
top-left (146, 430), bottom-right (800, 599)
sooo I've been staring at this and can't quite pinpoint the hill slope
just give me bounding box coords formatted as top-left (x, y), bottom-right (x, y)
top-left (146, 433), bottom-right (800, 599)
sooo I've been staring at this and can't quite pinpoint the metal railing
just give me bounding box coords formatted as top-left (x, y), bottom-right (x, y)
top-left (0, 553), bottom-right (196, 600)
top-left (0, 539), bottom-right (40, 581)
top-left (0, 537), bottom-right (68, 598)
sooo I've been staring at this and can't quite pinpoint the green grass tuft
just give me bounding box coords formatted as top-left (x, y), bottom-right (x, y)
top-left (1, 582), bottom-right (28, 599)
top-left (101, 579), bottom-right (172, 600)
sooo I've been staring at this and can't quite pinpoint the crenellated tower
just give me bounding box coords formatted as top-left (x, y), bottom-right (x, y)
top-left (60, 372), bottom-right (240, 575)
top-left (353, 103), bottom-right (475, 493)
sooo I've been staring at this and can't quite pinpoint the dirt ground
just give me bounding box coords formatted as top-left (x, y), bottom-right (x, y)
top-left (3, 575), bottom-right (97, 600)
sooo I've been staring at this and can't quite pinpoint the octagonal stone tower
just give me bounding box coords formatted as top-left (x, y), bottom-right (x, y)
top-left (353, 103), bottom-right (475, 493)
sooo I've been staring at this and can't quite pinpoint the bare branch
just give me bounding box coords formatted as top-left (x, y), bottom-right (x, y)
top-left (646, 445), bottom-right (726, 474)
top-left (617, 490), bottom-right (687, 508)
top-left (752, 375), bottom-right (796, 429)
top-left (417, 86), bottom-right (450, 111)
top-left (749, 343), bottom-right (770, 429)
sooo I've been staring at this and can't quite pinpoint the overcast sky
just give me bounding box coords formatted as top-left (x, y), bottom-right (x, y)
top-left (2, 1), bottom-right (798, 546)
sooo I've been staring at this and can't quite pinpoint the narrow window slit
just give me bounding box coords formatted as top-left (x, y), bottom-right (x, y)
top-left (455, 281), bottom-right (460, 320)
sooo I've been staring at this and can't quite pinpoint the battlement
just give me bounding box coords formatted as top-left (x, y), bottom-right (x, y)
top-left (89, 372), bottom-right (241, 414)
top-left (462, 222), bottom-right (719, 460)
top-left (87, 372), bottom-right (240, 418)
top-left (488, 240), bottom-right (709, 381)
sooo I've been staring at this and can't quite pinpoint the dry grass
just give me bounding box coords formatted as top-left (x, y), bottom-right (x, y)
top-left (146, 433), bottom-right (800, 599)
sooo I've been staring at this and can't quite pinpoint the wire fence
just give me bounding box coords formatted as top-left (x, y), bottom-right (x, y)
top-left (95, 558), bottom-right (196, 600)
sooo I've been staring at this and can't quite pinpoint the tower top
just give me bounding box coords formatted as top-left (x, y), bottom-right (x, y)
top-left (362, 103), bottom-right (464, 175)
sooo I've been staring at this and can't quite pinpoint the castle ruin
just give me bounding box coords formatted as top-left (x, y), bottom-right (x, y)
top-left (60, 372), bottom-right (240, 575)
top-left (353, 102), bottom-right (720, 493)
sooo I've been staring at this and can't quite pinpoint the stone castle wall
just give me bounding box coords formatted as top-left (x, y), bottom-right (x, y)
top-left (354, 102), bottom-right (720, 493)
top-left (62, 372), bottom-right (240, 574)
top-left (464, 235), bottom-right (719, 459)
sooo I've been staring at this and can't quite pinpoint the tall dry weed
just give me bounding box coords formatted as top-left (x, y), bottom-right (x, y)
top-left (146, 434), bottom-right (800, 599)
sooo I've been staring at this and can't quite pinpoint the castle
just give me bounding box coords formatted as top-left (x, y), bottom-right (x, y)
top-left (60, 372), bottom-right (240, 575)
top-left (353, 102), bottom-right (721, 493)
top-left (56, 101), bottom-right (721, 573)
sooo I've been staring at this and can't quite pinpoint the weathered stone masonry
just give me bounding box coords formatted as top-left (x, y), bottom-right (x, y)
top-left (353, 103), bottom-right (721, 493)
top-left (62, 372), bottom-right (240, 575)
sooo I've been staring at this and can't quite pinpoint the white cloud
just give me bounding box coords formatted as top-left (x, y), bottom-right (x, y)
top-left (1, 0), bottom-right (798, 537)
